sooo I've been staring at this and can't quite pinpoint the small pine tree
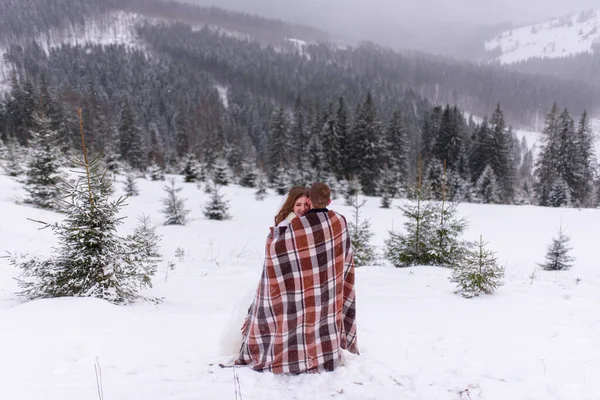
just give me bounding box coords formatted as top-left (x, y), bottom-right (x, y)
top-left (181, 153), bottom-right (199, 183)
top-left (125, 215), bottom-right (162, 287)
top-left (24, 113), bottom-right (64, 209)
top-left (348, 193), bottom-right (375, 267)
top-left (149, 161), bottom-right (165, 181)
top-left (2, 137), bottom-right (24, 177)
top-left (385, 182), bottom-right (439, 268)
top-left (212, 156), bottom-right (231, 186)
top-left (124, 172), bottom-right (140, 197)
top-left (161, 178), bottom-right (190, 225)
top-left (451, 235), bottom-right (504, 298)
top-left (273, 166), bottom-right (291, 195)
top-left (430, 200), bottom-right (469, 268)
top-left (240, 161), bottom-right (258, 188)
top-left (379, 165), bottom-right (398, 209)
top-left (12, 111), bottom-right (158, 304)
top-left (342, 176), bottom-right (361, 206)
top-left (539, 226), bottom-right (574, 271)
top-left (203, 185), bottom-right (231, 220)
top-left (547, 178), bottom-right (571, 208)
top-left (475, 165), bottom-right (500, 204)
top-left (255, 172), bottom-right (268, 201)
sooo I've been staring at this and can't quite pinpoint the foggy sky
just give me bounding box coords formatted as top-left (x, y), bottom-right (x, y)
top-left (186, 0), bottom-right (600, 58)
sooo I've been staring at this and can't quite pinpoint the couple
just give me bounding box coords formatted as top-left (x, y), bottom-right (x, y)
top-left (234, 182), bottom-right (359, 374)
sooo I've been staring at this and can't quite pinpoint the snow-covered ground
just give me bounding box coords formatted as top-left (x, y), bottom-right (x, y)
top-left (1, 169), bottom-right (600, 399)
top-left (485, 9), bottom-right (600, 64)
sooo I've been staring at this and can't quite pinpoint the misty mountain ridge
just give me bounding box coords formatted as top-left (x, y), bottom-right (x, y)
top-left (485, 9), bottom-right (600, 64)
top-left (0, 0), bottom-right (599, 129)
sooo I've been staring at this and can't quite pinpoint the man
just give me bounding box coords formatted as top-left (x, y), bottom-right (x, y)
top-left (236, 182), bottom-right (358, 374)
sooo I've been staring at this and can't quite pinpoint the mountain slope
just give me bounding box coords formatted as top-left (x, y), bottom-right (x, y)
top-left (485, 9), bottom-right (600, 64)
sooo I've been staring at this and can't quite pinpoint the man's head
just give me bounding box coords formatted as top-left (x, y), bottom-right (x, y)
top-left (309, 182), bottom-right (331, 209)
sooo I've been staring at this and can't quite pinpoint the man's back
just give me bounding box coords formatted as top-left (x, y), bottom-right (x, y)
top-left (236, 208), bottom-right (358, 374)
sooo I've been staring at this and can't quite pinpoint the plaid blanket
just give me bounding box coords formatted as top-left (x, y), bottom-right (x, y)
top-left (236, 210), bottom-right (358, 374)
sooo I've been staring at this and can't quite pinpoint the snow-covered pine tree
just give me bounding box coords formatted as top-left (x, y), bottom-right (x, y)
top-left (239, 159), bottom-right (258, 188)
top-left (571, 111), bottom-right (596, 206)
top-left (534, 104), bottom-right (561, 206)
top-left (379, 165), bottom-right (399, 208)
top-left (119, 100), bottom-right (145, 172)
top-left (342, 176), bottom-right (361, 206)
top-left (451, 235), bottom-right (504, 298)
top-left (181, 153), bottom-right (199, 183)
top-left (212, 156), bottom-right (231, 186)
top-left (161, 178), bottom-right (190, 225)
top-left (350, 92), bottom-right (384, 195)
top-left (385, 164), bottom-right (439, 268)
top-left (255, 172), bottom-right (268, 201)
top-left (125, 215), bottom-right (162, 286)
top-left (124, 172), bottom-right (139, 197)
top-left (539, 226), bottom-right (574, 271)
top-left (547, 177), bottom-right (571, 208)
top-left (348, 193), bottom-right (375, 267)
top-left (423, 161), bottom-right (444, 200)
top-left (272, 165), bottom-right (291, 195)
top-left (385, 108), bottom-right (409, 189)
top-left (475, 165), bottom-right (500, 204)
top-left (203, 185), bottom-right (231, 220)
top-left (2, 137), bottom-right (25, 177)
top-left (430, 199), bottom-right (469, 268)
top-left (24, 108), bottom-right (63, 209)
top-left (149, 160), bottom-right (165, 181)
top-left (13, 110), bottom-right (158, 304)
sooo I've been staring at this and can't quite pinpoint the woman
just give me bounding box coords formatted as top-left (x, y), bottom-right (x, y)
top-left (273, 186), bottom-right (310, 227)
top-left (219, 186), bottom-right (310, 357)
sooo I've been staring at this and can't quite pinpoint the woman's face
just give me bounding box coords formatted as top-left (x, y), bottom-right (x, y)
top-left (293, 195), bottom-right (310, 217)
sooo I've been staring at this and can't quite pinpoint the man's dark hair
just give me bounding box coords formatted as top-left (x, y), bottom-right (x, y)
top-left (309, 182), bottom-right (331, 209)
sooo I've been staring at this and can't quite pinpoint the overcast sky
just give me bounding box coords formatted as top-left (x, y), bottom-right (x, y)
top-left (187, 0), bottom-right (600, 58)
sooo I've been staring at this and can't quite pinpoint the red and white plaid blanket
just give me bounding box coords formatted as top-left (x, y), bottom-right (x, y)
top-left (236, 210), bottom-right (358, 374)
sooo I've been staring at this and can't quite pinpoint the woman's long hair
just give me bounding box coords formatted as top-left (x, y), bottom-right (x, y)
top-left (274, 186), bottom-right (309, 226)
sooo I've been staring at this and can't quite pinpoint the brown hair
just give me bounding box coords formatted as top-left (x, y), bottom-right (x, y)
top-left (274, 186), bottom-right (309, 226)
top-left (309, 182), bottom-right (331, 209)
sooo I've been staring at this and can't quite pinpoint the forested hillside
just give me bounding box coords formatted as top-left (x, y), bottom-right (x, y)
top-left (0, 0), bottom-right (598, 208)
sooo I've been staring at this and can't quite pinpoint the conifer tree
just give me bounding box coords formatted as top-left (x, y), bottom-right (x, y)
top-left (2, 136), bottom-right (25, 177)
top-left (239, 158), bottom-right (258, 188)
top-left (124, 172), bottom-right (139, 197)
top-left (272, 165), bottom-right (291, 195)
top-left (424, 161), bottom-right (445, 200)
top-left (161, 178), bottom-right (190, 225)
top-left (119, 100), bottom-right (145, 171)
top-left (547, 178), bottom-right (571, 208)
top-left (475, 165), bottom-right (500, 204)
top-left (535, 104), bottom-right (561, 206)
top-left (24, 108), bottom-right (63, 209)
top-left (181, 153), bottom-right (199, 183)
top-left (379, 165), bottom-right (399, 208)
top-left (539, 226), bottom-right (574, 271)
top-left (268, 108), bottom-right (289, 176)
top-left (204, 185), bottom-right (231, 220)
top-left (13, 110), bottom-right (158, 304)
top-left (385, 109), bottom-right (409, 187)
top-left (149, 161), bottom-right (165, 181)
top-left (385, 162), bottom-right (439, 268)
top-left (348, 193), bottom-right (375, 267)
top-left (350, 92), bottom-right (384, 194)
top-left (342, 176), bottom-right (362, 206)
top-left (451, 235), bottom-right (504, 298)
top-left (212, 156), bottom-right (231, 186)
top-left (255, 172), bottom-right (268, 201)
